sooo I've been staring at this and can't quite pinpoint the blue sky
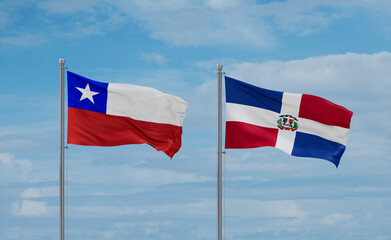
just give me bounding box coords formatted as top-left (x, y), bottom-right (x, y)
top-left (0, 0), bottom-right (390, 239)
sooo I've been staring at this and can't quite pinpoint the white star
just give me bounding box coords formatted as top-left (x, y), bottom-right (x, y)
top-left (76, 84), bottom-right (99, 104)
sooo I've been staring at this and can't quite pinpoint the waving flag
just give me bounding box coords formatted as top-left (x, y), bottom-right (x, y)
top-left (67, 71), bottom-right (187, 158)
top-left (225, 77), bottom-right (353, 167)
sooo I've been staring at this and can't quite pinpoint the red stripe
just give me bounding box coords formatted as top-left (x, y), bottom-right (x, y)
top-left (67, 107), bottom-right (183, 158)
top-left (225, 121), bottom-right (278, 149)
top-left (299, 94), bottom-right (353, 128)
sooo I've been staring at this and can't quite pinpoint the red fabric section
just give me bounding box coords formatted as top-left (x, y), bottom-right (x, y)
top-left (225, 121), bottom-right (278, 149)
top-left (67, 107), bottom-right (183, 158)
top-left (299, 94), bottom-right (353, 128)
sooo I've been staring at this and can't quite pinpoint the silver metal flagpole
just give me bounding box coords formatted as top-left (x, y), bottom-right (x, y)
top-left (217, 63), bottom-right (223, 240)
top-left (59, 58), bottom-right (65, 240)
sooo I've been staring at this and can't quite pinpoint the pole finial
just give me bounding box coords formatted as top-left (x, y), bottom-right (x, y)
top-left (217, 63), bottom-right (223, 71)
top-left (59, 58), bottom-right (65, 65)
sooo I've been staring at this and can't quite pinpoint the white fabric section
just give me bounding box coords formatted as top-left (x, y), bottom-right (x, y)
top-left (298, 117), bottom-right (350, 145)
top-left (226, 103), bottom-right (279, 129)
top-left (279, 93), bottom-right (302, 116)
top-left (106, 83), bottom-right (187, 126)
top-left (275, 93), bottom-right (302, 154)
top-left (275, 130), bottom-right (296, 154)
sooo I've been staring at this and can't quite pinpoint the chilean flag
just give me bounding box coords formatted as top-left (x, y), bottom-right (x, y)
top-left (225, 77), bottom-right (353, 167)
top-left (67, 71), bottom-right (187, 158)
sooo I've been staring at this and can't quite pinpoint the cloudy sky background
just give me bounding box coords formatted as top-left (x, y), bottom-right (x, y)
top-left (0, 0), bottom-right (390, 239)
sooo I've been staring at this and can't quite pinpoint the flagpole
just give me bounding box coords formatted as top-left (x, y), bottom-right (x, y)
top-left (217, 63), bottom-right (223, 240)
top-left (59, 58), bottom-right (65, 240)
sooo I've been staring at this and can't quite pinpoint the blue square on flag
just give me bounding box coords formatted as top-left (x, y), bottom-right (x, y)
top-left (68, 71), bottom-right (108, 114)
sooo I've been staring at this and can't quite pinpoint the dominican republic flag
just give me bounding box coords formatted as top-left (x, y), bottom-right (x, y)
top-left (225, 77), bottom-right (353, 167)
top-left (67, 71), bottom-right (187, 158)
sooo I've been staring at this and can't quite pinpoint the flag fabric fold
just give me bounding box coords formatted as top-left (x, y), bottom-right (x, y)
top-left (225, 76), bottom-right (353, 167)
top-left (67, 71), bottom-right (187, 158)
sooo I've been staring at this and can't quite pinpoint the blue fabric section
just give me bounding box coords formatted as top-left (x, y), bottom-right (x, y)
top-left (225, 76), bottom-right (283, 113)
top-left (292, 132), bottom-right (346, 167)
top-left (67, 71), bottom-right (108, 114)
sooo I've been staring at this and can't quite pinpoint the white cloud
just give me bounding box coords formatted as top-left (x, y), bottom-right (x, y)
top-left (73, 198), bottom-right (214, 218)
top-left (106, 221), bottom-right (174, 240)
top-left (204, 0), bottom-right (243, 9)
top-left (345, 187), bottom-right (391, 193)
top-left (74, 205), bottom-right (146, 217)
top-left (112, 0), bottom-right (390, 47)
top-left (141, 53), bottom-right (167, 65)
top-left (0, 0), bottom-right (126, 46)
top-left (226, 198), bottom-right (307, 219)
top-left (0, 34), bottom-right (47, 47)
top-left (254, 0), bottom-right (348, 35)
top-left (226, 52), bottom-right (391, 98)
top-left (0, 153), bottom-right (32, 183)
top-left (119, 166), bottom-right (212, 186)
top-left (64, 148), bottom-right (213, 186)
top-left (36, 0), bottom-right (101, 14)
top-left (0, 120), bottom-right (58, 151)
top-left (92, 191), bottom-right (109, 196)
top-left (101, 230), bottom-right (117, 239)
top-left (72, 197), bottom-right (306, 220)
top-left (58, 12), bottom-right (127, 39)
top-left (117, 1), bottom-right (275, 47)
top-left (0, 137), bottom-right (35, 152)
top-left (0, 120), bottom-right (57, 137)
top-left (183, 79), bottom-right (217, 131)
top-left (12, 200), bottom-right (50, 217)
top-left (1, 0), bottom-right (389, 47)
top-left (320, 213), bottom-right (353, 225)
top-left (20, 187), bottom-right (58, 198)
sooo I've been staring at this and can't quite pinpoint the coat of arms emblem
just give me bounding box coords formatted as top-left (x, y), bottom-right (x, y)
top-left (277, 115), bottom-right (298, 131)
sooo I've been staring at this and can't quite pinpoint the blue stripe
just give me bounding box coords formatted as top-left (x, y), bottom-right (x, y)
top-left (225, 77), bottom-right (283, 113)
top-left (292, 132), bottom-right (346, 167)
top-left (67, 71), bottom-right (108, 114)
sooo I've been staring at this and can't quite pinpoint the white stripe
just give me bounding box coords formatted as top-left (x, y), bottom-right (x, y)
top-left (298, 117), bottom-right (349, 145)
top-left (279, 93), bottom-right (302, 116)
top-left (275, 130), bottom-right (296, 155)
top-left (275, 93), bottom-right (302, 154)
top-left (226, 103), bottom-right (279, 129)
top-left (106, 83), bottom-right (187, 126)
